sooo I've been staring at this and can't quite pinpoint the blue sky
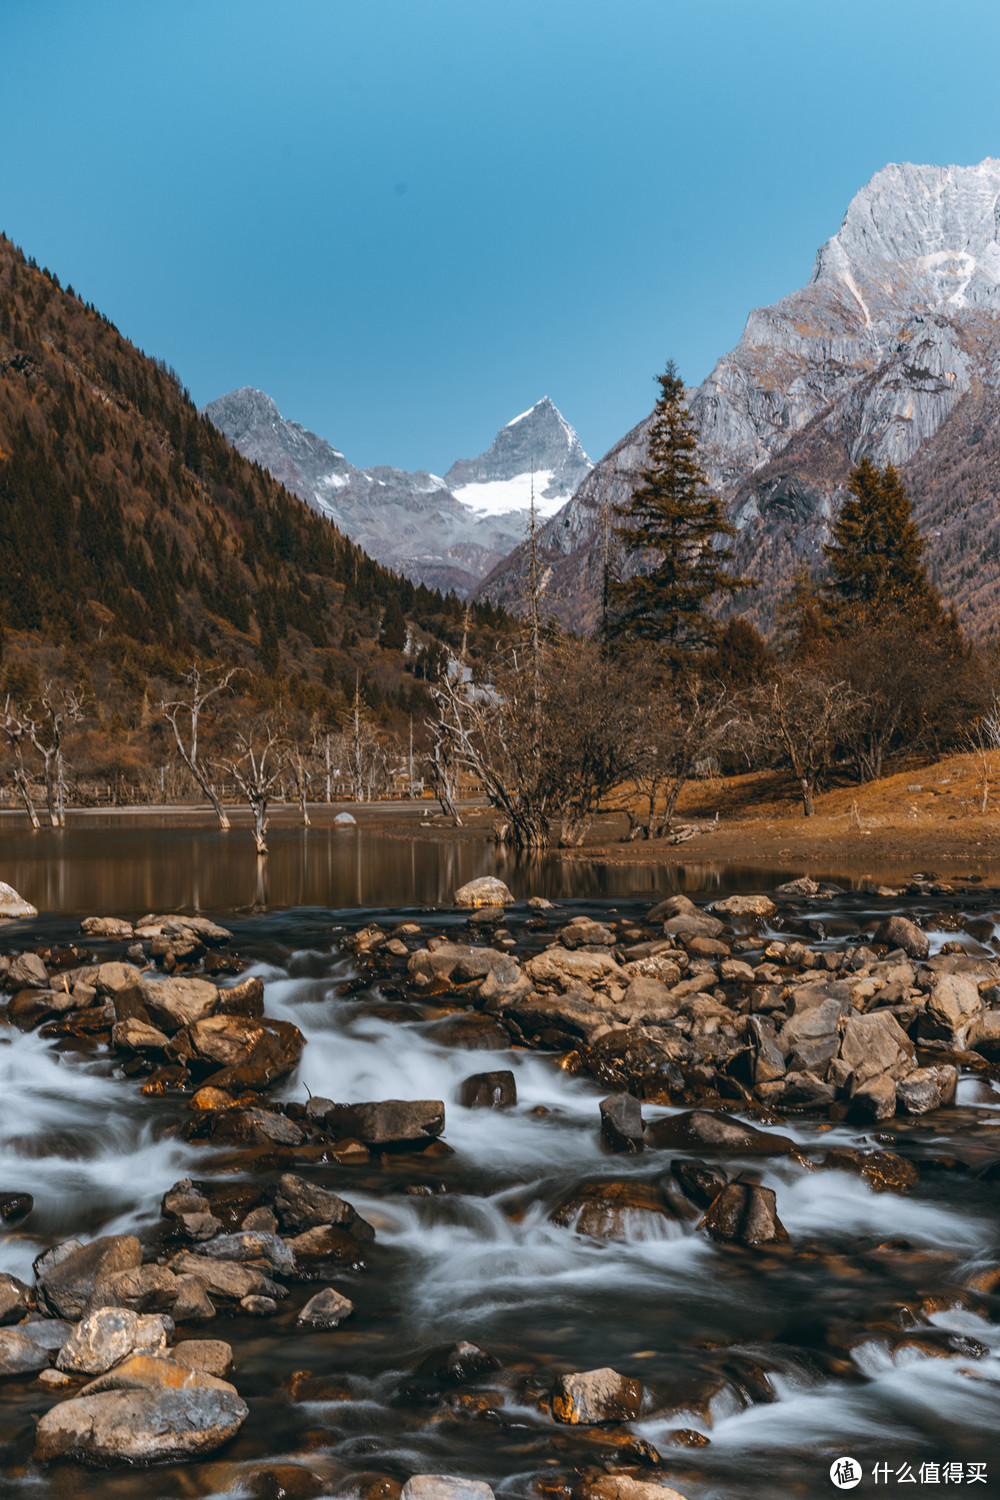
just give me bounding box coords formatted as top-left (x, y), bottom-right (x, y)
top-left (4, 1), bottom-right (1000, 471)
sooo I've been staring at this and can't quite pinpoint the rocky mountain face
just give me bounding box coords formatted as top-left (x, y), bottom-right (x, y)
top-left (201, 391), bottom-right (591, 597)
top-left (476, 158), bottom-right (1000, 633)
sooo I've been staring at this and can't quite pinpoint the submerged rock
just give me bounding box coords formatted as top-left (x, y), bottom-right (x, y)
top-left (0, 1191), bottom-right (34, 1226)
top-left (297, 1288), bottom-right (354, 1328)
top-left (552, 1181), bottom-right (677, 1240)
top-left (34, 1385), bottom-right (248, 1464)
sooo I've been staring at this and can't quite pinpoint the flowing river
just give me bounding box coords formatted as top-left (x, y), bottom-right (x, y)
top-left (0, 820), bottom-right (998, 1498)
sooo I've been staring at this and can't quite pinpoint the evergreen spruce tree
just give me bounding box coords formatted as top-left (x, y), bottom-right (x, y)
top-left (609, 361), bottom-right (743, 663)
top-left (823, 458), bottom-right (933, 617)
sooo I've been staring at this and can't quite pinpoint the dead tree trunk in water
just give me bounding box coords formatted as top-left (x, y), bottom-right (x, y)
top-left (161, 666), bottom-right (241, 828)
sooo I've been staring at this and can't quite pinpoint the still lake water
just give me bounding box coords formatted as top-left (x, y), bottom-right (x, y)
top-left (1, 811), bottom-right (999, 1499)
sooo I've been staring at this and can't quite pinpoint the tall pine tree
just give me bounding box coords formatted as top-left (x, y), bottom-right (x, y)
top-left (609, 361), bottom-right (744, 663)
top-left (823, 458), bottom-right (933, 618)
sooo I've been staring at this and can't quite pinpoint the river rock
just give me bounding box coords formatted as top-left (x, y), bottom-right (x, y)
top-left (169, 1254), bottom-right (282, 1303)
top-left (172, 1339), bottom-right (233, 1377)
top-left (644, 1110), bottom-right (793, 1155)
top-left (454, 877), bottom-right (513, 908)
top-left (316, 1099), bottom-right (444, 1147)
top-left (0, 1273), bottom-right (32, 1325)
top-left (408, 943), bottom-right (511, 986)
top-left (333, 812), bottom-right (357, 827)
top-left (0, 882), bottom-right (37, 918)
top-left (559, 916), bottom-right (616, 948)
top-left (778, 998), bottom-right (847, 1074)
top-left (457, 1069), bottom-right (516, 1109)
top-left (524, 947), bottom-right (628, 993)
top-left (649, 894), bottom-right (697, 921)
top-left (502, 992), bottom-right (612, 1047)
top-left (56, 1307), bottom-right (170, 1374)
top-left (663, 912), bottom-right (725, 939)
top-left (111, 1017), bottom-right (171, 1053)
top-left (141, 976), bottom-right (219, 1032)
top-left (552, 1182), bottom-right (677, 1240)
top-left (873, 915), bottom-right (929, 959)
top-left (81, 916), bottom-right (134, 939)
top-left (416, 1339), bottom-right (499, 1381)
top-left (599, 1093), bottom-right (644, 1152)
top-left (615, 975), bottom-right (682, 1024)
top-left (839, 1011), bottom-right (915, 1086)
top-left (712, 894), bottom-right (776, 918)
top-left (0, 1326), bottom-right (53, 1375)
top-left (968, 1010), bottom-right (1000, 1057)
top-left (896, 1064), bottom-right (958, 1113)
top-left (172, 1275), bottom-right (217, 1323)
top-left (0, 1191), bottom-right (34, 1225)
top-left (918, 974), bottom-right (982, 1051)
top-left (848, 1072), bottom-right (897, 1121)
top-left (78, 1353), bottom-right (235, 1397)
top-left (702, 1182), bottom-right (788, 1246)
top-left (826, 1148), bottom-right (919, 1193)
top-left (240, 1294), bottom-right (278, 1316)
top-left (775, 877), bottom-right (819, 897)
top-left (552, 1366), bottom-right (643, 1424)
top-left (198, 1231), bottom-right (295, 1277)
top-left (100, 1265), bottom-right (180, 1314)
top-left (402, 1481), bottom-right (495, 1500)
top-left (216, 976), bottom-right (265, 1017)
top-left (297, 1288), bottom-right (354, 1328)
top-left (273, 1173), bottom-right (376, 1239)
top-left (179, 1015), bottom-right (305, 1090)
top-left (137, 914), bottom-right (233, 945)
top-left (39, 1234), bottom-right (143, 1320)
top-left (34, 1385), bottom-right (248, 1464)
top-left (5, 952), bottom-right (49, 989)
top-left (670, 1158), bottom-right (730, 1208)
top-left (162, 1180), bottom-right (223, 1241)
top-left (580, 1479), bottom-right (690, 1500)
top-left (586, 1029), bottom-right (687, 1100)
top-left (286, 1225), bottom-right (367, 1276)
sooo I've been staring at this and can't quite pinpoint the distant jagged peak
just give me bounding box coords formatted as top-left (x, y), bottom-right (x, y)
top-left (444, 395), bottom-right (592, 512)
top-left (811, 157), bottom-right (1000, 312)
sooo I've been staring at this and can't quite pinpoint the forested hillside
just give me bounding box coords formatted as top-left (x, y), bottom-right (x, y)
top-left (0, 233), bottom-right (506, 801)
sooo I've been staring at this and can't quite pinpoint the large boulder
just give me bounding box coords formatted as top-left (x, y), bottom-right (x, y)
top-left (454, 877), bottom-right (513, 908)
top-left (178, 1016), bottom-right (304, 1090)
top-left (873, 915), bottom-right (929, 959)
top-left (525, 948), bottom-right (628, 993)
top-left (0, 882), bottom-right (37, 919)
top-left (38, 1235), bottom-right (143, 1320)
top-left (918, 974), bottom-right (982, 1051)
top-left (311, 1099), bottom-right (444, 1147)
top-left (56, 1307), bottom-right (171, 1374)
top-left (711, 895), bottom-right (776, 919)
top-left (702, 1182), bottom-right (788, 1246)
top-left (644, 1110), bottom-right (793, 1155)
top-left (274, 1173), bottom-right (376, 1238)
top-left (402, 1481), bottom-right (495, 1500)
top-left (552, 1367), bottom-right (643, 1424)
top-left (140, 977), bottom-right (219, 1032)
top-left (839, 1011), bottom-right (915, 1087)
top-left (0, 1327), bottom-right (54, 1375)
top-left (34, 1386), bottom-right (248, 1464)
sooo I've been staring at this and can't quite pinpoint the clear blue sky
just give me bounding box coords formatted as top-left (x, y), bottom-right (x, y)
top-left (3, 0), bottom-right (1000, 471)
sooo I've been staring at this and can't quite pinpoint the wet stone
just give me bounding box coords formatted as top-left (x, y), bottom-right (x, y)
top-left (402, 1481), bottom-right (495, 1500)
top-left (0, 1273), bottom-right (32, 1325)
top-left (0, 1191), bottom-right (33, 1226)
top-left (297, 1288), bottom-right (354, 1328)
top-left (416, 1339), bottom-right (499, 1382)
top-left (552, 1181), bottom-right (677, 1240)
top-left (457, 1069), bottom-right (517, 1109)
top-left (826, 1148), bottom-right (920, 1194)
top-left (644, 1110), bottom-right (794, 1155)
top-left (702, 1182), bottom-right (788, 1247)
top-left (551, 1366), bottom-right (643, 1424)
top-left (0, 1327), bottom-right (53, 1376)
top-left (599, 1093), bottom-right (644, 1152)
top-left (34, 1385), bottom-right (249, 1465)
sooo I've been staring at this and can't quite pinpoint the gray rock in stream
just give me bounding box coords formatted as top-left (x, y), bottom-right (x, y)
top-left (34, 1385), bottom-right (248, 1464)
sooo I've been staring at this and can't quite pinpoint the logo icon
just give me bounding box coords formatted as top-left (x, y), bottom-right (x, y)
top-left (830, 1457), bottom-right (862, 1490)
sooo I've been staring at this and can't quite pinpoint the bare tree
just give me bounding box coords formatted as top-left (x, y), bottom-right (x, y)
top-left (0, 698), bottom-right (40, 828)
top-left (216, 723), bottom-right (287, 854)
top-left (749, 670), bottom-right (863, 816)
top-left (286, 740), bottom-right (314, 827)
top-left (964, 695), bottom-right (1000, 813)
top-left (621, 675), bottom-right (733, 841)
top-left (26, 685), bottom-right (83, 827)
top-left (161, 666), bottom-right (242, 828)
